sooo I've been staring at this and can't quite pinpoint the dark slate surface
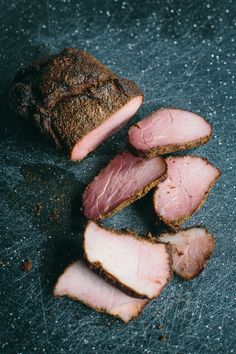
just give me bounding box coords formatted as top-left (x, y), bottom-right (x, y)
top-left (0, 0), bottom-right (235, 353)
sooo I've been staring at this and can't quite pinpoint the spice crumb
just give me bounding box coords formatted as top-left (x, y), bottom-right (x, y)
top-left (33, 203), bottom-right (43, 216)
top-left (158, 335), bottom-right (167, 342)
top-left (21, 259), bottom-right (32, 272)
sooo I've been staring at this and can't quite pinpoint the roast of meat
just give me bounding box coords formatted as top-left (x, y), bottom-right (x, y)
top-left (9, 48), bottom-right (143, 161)
top-left (11, 48), bottom-right (221, 323)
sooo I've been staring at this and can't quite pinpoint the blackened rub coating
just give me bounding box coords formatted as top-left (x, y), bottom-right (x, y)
top-left (9, 48), bottom-right (143, 160)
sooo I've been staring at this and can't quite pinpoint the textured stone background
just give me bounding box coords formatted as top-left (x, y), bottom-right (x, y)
top-left (0, 0), bottom-right (235, 353)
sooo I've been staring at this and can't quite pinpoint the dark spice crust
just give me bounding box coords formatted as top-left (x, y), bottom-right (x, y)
top-left (129, 107), bottom-right (213, 157)
top-left (53, 261), bottom-right (148, 323)
top-left (83, 222), bottom-right (173, 299)
top-left (9, 48), bottom-right (143, 155)
top-left (131, 135), bottom-right (212, 158)
top-left (158, 226), bottom-right (215, 280)
top-left (153, 155), bottom-right (221, 229)
top-left (54, 291), bottom-right (148, 323)
top-left (83, 154), bottom-right (167, 221)
top-left (48, 80), bottom-right (142, 152)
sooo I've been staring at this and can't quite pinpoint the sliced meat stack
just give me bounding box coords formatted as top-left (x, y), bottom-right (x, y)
top-left (158, 227), bottom-right (215, 279)
top-left (54, 260), bottom-right (148, 323)
top-left (83, 152), bottom-right (167, 220)
top-left (153, 156), bottom-right (220, 228)
top-left (9, 48), bottom-right (143, 161)
top-left (84, 221), bottom-right (172, 299)
top-left (129, 108), bottom-right (212, 157)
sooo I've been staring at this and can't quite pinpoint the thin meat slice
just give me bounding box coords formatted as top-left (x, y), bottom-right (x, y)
top-left (54, 260), bottom-right (148, 323)
top-left (129, 108), bottom-right (212, 157)
top-left (153, 156), bottom-right (220, 228)
top-left (158, 227), bottom-right (215, 279)
top-left (9, 48), bottom-right (143, 161)
top-left (83, 152), bottom-right (167, 220)
top-left (84, 221), bottom-right (172, 299)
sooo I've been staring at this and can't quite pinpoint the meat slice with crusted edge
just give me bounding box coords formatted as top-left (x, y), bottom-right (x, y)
top-left (54, 260), bottom-right (148, 323)
top-left (83, 152), bottom-right (167, 220)
top-left (153, 156), bottom-right (220, 228)
top-left (83, 221), bottom-right (172, 299)
top-left (158, 227), bottom-right (215, 279)
top-left (128, 108), bottom-right (212, 157)
top-left (9, 48), bottom-right (143, 161)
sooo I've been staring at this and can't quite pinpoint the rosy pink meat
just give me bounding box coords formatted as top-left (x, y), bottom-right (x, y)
top-left (84, 221), bottom-right (172, 299)
top-left (158, 227), bottom-right (215, 279)
top-left (71, 96), bottom-right (143, 161)
top-left (128, 108), bottom-right (212, 155)
top-left (83, 152), bottom-right (167, 220)
top-left (54, 260), bottom-right (148, 323)
top-left (153, 156), bottom-right (220, 228)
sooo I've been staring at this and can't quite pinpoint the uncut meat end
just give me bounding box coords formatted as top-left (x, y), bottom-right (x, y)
top-left (64, 79), bottom-right (143, 161)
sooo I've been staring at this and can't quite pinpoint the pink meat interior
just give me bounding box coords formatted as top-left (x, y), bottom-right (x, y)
top-left (154, 156), bottom-right (220, 223)
top-left (84, 221), bottom-right (171, 299)
top-left (71, 96), bottom-right (143, 161)
top-left (129, 108), bottom-right (212, 151)
top-left (83, 152), bottom-right (166, 220)
top-left (54, 260), bottom-right (147, 323)
top-left (159, 227), bottom-right (214, 279)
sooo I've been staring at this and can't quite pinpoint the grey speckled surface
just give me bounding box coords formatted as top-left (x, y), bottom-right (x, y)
top-left (0, 0), bottom-right (235, 353)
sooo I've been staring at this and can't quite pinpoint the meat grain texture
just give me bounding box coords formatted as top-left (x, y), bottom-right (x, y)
top-left (158, 227), bottom-right (215, 279)
top-left (153, 156), bottom-right (220, 228)
top-left (9, 48), bottom-right (143, 161)
top-left (83, 152), bottom-right (167, 220)
top-left (129, 108), bottom-right (212, 157)
top-left (54, 260), bottom-right (148, 323)
top-left (84, 221), bottom-right (172, 299)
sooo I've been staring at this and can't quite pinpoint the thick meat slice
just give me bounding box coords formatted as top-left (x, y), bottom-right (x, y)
top-left (84, 221), bottom-right (172, 299)
top-left (54, 260), bottom-right (148, 323)
top-left (158, 227), bottom-right (215, 279)
top-left (9, 48), bottom-right (143, 161)
top-left (129, 108), bottom-right (212, 157)
top-left (83, 152), bottom-right (167, 220)
top-left (153, 156), bottom-right (220, 228)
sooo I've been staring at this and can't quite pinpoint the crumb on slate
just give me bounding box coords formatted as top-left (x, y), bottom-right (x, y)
top-left (156, 323), bottom-right (163, 330)
top-left (49, 208), bottom-right (60, 222)
top-left (21, 259), bottom-right (32, 272)
top-left (33, 203), bottom-right (43, 216)
top-left (0, 259), bottom-right (4, 267)
top-left (158, 335), bottom-right (167, 342)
